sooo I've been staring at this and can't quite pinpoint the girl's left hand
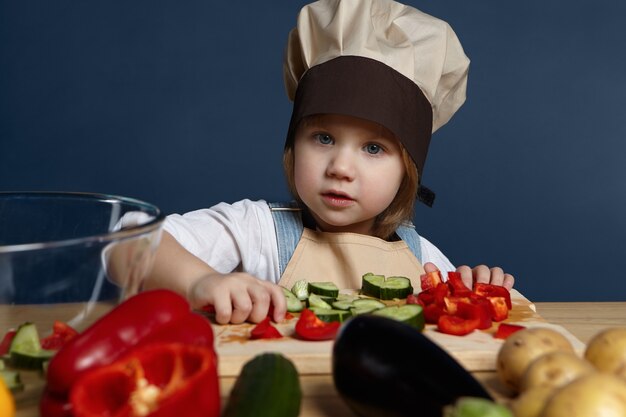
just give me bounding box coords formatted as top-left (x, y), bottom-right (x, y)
top-left (424, 262), bottom-right (515, 291)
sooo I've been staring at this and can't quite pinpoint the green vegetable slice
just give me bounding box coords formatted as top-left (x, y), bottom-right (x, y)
top-left (373, 304), bottom-right (424, 330)
top-left (308, 282), bottom-right (339, 298)
top-left (290, 280), bottom-right (309, 301)
top-left (9, 322), bottom-right (55, 370)
top-left (307, 293), bottom-right (332, 310)
top-left (282, 287), bottom-right (304, 312)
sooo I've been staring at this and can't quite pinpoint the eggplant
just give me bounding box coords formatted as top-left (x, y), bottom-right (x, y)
top-left (332, 315), bottom-right (492, 417)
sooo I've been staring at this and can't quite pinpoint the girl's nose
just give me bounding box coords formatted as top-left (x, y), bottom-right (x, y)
top-left (326, 150), bottom-right (355, 181)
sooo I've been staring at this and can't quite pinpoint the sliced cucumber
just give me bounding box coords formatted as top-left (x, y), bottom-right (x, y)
top-left (307, 293), bottom-right (332, 310)
top-left (282, 287), bottom-right (304, 312)
top-left (308, 282), bottom-right (339, 298)
top-left (379, 276), bottom-right (413, 300)
top-left (310, 308), bottom-right (352, 323)
top-left (352, 298), bottom-right (386, 310)
top-left (9, 322), bottom-right (55, 370)
top-left (290, 280), bottom-right (309, 301)
top-left (373, 304), bottom-right (424, 330)
top-left (350, 306), bottom-right (381, 316)
top-left (362, 274), bottom-right (413, 300)
top-left (0, 369), bottom-right (24, 392)
top-left (361, 273), bottom-right (385, 298)
top-left (331, 300), bottom-right (355, 311)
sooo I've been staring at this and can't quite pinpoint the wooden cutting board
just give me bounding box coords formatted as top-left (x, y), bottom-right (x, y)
top-left (212, 289), bottom-right (585, 377)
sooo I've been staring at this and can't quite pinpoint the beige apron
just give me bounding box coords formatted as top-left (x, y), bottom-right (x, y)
top-left (278, 228), bottom-right (425, 291)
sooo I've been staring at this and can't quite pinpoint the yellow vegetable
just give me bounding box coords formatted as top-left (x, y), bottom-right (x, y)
top-left (496, 327), bottom-right (574, 393)
top-left (584, 327), bottom-right (626, 379)
top-left (0, 377), bottom-right (15, 417)
top-left (541, 373), bottom-right (626, 417)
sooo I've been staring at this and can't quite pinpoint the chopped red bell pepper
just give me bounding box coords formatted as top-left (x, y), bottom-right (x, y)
top-left (250, 317), bottom-right (282, 340)
top-left (0, 329), bottom-right (16, 355)
top-left (433, 282), bottom-right (451, 306)
top-left (70, 342), bottom-right (220, 417)
top-left (468, 298), bottom-right (493, 330)
top-left (41, 289), bottom-right (216, 417)
top-left (437, 314), bottom-right (480, 336)
top-left (446, 272), bottom-right (472, 296)
top-left (423, 303), bottom-right (446, 324)
top-left (420, 270), bottom-right (443, 291)
top-left (41, 321), bottom-right (79, 350)
top-left (406, 294), bottom-right (419, 305)
top-left (294, 309), bottom-right (340, 341)
top-left (487, 296), bottom-right (509, 322)
top-left (473, 283), bottom-right (512, 309)
top-left (494, 323), bottom-right (526, 339)
top-left (443, 296), bottom-right (471, 315)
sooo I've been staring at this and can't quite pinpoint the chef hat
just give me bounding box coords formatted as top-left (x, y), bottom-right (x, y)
top-left (283, 0), bottom-right (470, 206)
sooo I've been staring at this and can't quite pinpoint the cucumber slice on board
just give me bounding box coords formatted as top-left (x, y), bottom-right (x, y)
top-left (309, 308), bottom-right (352, 323)
top-left (361, 274), bottom-right (413, 300)
top-left (307, 293), bottom-right (333, 310)
top-left (282, 287), bottom-right (304, 312)
top-left (9, 322), bottom-right (55, 370)
top-left (290, 280), bottom-right (309, 301)
top-left (0, 369), bottom-right (24, 392)
top-left (308, 282), bottom-right (339, 298)
top-left (352, 298), bottom-right (386, 310)
top-left (373, 304), bottom-right (424, 330)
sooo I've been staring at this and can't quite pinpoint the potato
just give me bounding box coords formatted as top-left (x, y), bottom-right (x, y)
top-left (509, 386), bottom-right (553, 417)
top-left (520, 351), bottom-right (595, 392)
top-left (496, 327), bottom-right (574, 392)
top-left (584, 327), bottom-right (626, 379)
top-left (540, 373), bottom-right (626, 417)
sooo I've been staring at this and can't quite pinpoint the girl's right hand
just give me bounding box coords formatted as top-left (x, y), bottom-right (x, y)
top-left (188, 272), bottom-right (287, 325)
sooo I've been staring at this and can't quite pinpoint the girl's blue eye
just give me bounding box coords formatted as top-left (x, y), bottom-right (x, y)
top-left (365, 144), bottom-right (382, 154)
top-left (315, 133), bottom-right (333, 145)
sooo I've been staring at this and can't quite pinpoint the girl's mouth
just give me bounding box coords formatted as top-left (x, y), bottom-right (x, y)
top-left (321, 191), bottom-right (355, 207)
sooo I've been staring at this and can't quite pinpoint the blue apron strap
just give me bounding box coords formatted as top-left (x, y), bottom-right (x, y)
top-left (395, 222), bottom-right (423, 264)
top-left (268, 202), bottom-right (304, 276)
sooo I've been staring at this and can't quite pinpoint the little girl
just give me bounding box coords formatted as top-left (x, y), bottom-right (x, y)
top-left (144, 0), bottom-right (514, 324)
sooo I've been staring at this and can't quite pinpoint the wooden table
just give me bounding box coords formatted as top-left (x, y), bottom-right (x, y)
top-left (11, 301), bottom-right (626, 417)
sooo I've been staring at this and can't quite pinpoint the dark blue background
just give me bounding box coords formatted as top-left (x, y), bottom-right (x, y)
top-left (2, 1), bottom-right (625, 302)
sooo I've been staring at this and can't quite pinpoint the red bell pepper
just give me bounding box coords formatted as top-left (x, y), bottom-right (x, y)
top-left (494, 323), bottom-right (526, 339)
top-left (487, 296), bottom-right (509, 322)
top-left (41, 289), bottom-right (216, 417)
top-left (445, 272), bottom-right (472, 295)
top-left (420, 270), bottom-right (443, 291)
top-left (0, 329), bottom-right (16, 356)
top-left (41, 321), bottom-right (79, 350)
top-left (250, 317), bottom-right (282, 340)
top-left (69, 343), bottom-right (219, 417)
top-left (437, 314), bottom-right (480, 336)
top-left (473, 282), bottom-right (512, 309)
top-left (295, 309), bottom-right (340, 341)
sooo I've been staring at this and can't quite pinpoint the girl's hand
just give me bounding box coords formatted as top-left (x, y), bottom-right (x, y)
top-left (188, 272), bottom-right (287, 325)
top-left (424, 262), bottom-right (515, 290)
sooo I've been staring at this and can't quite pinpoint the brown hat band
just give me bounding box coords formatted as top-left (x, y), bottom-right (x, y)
top-left (286, 56), bottom-right (436, 206)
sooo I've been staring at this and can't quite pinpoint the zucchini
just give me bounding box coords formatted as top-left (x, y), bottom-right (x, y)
top-left (310, 308), bottom-right (352, 323)
top-left (290, 280), bottom-right (309, 301)
top-left (333, 315), bottom-right (492, 417)
top-left (222, 353), bottom-right (301, 417)
top-left (308, 282), bottom-right (339, 298)
top-left (9, 322), bottom-right (55, 370)
top-left (282, 287), bottom-right (303, 312)
top-left (373, 304), bottom-right (425, 330)
top-left (361, 274), bottom-right (413, 300)
top-left (307, 293), bottom-right (332, 310)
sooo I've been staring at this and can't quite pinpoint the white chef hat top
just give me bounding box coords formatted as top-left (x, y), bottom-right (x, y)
top-left (283, 0), bottom-right (470, 205)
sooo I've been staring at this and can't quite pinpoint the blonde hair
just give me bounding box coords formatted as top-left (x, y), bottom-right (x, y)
top-left (283, 116), bottom-right (419, 240)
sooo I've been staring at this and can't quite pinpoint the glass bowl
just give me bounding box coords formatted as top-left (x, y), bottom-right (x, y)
top-left (0, 191), bottom-right (165, 332)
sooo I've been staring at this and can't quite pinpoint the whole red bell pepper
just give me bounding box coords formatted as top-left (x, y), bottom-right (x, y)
top-left (70, 342), bottom-right (219, 417)
top-left (41, 289), bottom-right (217, 417)
top-left (295, 309), bottom-right (340, 341)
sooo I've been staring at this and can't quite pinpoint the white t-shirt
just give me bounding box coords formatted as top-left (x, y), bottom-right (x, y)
top-left (164, 199), bottom-right (455, 284)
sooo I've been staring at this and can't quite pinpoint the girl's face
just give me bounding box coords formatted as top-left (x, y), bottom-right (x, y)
top-left (293, 114), bottom-right (405, 235)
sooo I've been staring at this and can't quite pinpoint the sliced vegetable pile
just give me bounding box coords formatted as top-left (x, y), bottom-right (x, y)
top-left (407, 270), bottom-right (513, 336)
